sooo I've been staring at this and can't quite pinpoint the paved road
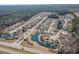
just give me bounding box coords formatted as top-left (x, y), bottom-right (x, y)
top-left (0, 12), bottom-right (52, 54)
top-left (15, 16), bottom-right (48, 44)
top-left (9, 15), bottom-right (41, 34)
top-left (48, 19), bottom-right (55, 31)
top-left (22, 46), bottom-right (48, 54)
top-left (0, 41), bottom-right (21, 49)
top-left (0, 41), bottom-right (48, 53)
top-left (0, 47), bottom-right (20, 54)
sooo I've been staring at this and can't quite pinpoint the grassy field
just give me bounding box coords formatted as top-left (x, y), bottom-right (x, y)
top-left (0, 40), bottom-right (16, 43)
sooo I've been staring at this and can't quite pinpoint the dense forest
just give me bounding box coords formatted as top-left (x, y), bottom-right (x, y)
top-left (0, 9), bottom-right (42, 27)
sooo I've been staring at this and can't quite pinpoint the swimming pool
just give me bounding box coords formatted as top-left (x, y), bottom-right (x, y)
top-left (31, 31), bottom-right (54, 48)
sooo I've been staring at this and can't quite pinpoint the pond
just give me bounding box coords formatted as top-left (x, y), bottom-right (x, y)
top-left (31, 31), bottom-right (55, 48)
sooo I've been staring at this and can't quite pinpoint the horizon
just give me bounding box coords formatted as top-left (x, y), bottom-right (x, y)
top-left (0, 0), bottom-right (79, 5)
top-left (0, 4), bottom-right (79, 5)
top-left (0, 4), bottom-right (79, 9)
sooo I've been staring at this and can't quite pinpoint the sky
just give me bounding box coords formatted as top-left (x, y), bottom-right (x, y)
top-left (0, 0), bottom-right (79, 5)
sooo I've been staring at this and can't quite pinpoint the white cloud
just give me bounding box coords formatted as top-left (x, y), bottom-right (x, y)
top-left (0, 0), bottom-right (79, 5)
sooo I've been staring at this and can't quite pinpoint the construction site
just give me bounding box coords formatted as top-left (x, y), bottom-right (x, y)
top-left (0, 10), bottom-right (75, 54)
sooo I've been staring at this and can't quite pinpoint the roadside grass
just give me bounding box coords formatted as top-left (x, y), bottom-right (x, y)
top-left (0, 40), bottom-right (16, 43)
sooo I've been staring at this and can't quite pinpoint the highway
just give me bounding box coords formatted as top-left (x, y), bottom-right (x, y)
top-left (0, 41), bottom-right (48, 53)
